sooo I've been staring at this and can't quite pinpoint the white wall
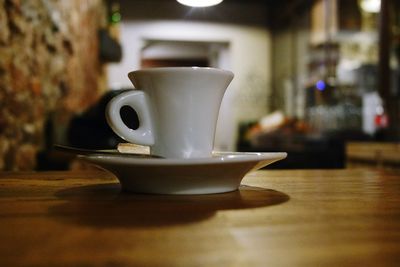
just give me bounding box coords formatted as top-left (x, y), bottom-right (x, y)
top-left (272, 16), bottom-right (310, 120)
top-left (107, 20), bottom-right (271, 151)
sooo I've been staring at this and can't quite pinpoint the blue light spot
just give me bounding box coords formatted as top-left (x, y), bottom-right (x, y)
top-left (316, 80), bottom-right (326, 91)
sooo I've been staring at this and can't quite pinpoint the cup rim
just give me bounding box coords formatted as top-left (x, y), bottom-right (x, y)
top-left (128, 66), bottom-right (234, 78)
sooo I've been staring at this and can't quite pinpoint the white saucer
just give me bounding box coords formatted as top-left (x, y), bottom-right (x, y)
top-left (80, 152), bottom-right (287, 195)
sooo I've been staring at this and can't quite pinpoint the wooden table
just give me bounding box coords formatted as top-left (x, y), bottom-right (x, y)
top-left (1, 169), bottom-right (400, 266)
top-left (346, 142), bottom-right (400, 169)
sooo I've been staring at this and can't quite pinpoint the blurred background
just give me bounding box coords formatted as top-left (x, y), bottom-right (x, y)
top-left (0, 0), bottom-right (399, 170)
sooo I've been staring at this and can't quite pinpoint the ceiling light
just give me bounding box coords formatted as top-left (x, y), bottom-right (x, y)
top-left (177, 0), bottom-right (223, 8)
top-left (359, 0), bottom-right (381, 13)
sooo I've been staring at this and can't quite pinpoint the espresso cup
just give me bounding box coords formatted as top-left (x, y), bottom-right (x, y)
top-left (106, 67), bottom-right (234, 159)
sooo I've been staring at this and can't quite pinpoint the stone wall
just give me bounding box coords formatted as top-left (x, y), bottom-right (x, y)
top-left (0, 0), bottom-right (107, 170)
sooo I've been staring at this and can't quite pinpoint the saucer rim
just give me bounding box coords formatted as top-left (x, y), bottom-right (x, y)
top-left (80, 151), bottom-right (287, 166)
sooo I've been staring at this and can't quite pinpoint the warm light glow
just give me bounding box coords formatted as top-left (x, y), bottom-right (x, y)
top-left (177, 0), bottom-right (223, 7)
top-left (359, 0), bottom-right (381, 13)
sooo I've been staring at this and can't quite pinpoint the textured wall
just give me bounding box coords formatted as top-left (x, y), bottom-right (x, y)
top-left (0, 0), bottom-right (107, 170)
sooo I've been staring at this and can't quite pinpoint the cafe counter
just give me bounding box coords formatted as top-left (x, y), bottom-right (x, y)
top-left (1, 168), bottom-right (399, 266)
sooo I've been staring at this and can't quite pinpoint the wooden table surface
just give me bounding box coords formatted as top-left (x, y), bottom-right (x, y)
top-left (346, 142), bottom-right (400, 168)
top-left (1, 168), bottom-right (400, 266)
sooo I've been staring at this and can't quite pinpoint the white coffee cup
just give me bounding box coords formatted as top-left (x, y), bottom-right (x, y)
top-left (106, 67), bottom-right (234, 159)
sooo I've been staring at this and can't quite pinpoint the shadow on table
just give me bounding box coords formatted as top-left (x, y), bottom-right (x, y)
top-left (50, 183), bottom-right (289, 228)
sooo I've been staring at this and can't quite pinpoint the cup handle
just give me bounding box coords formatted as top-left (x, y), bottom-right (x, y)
top-left (106, 90), bottom-right (155, 146)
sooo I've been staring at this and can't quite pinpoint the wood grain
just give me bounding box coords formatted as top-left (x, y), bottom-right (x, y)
top-left (1, 169), bottom-right (400, 266)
